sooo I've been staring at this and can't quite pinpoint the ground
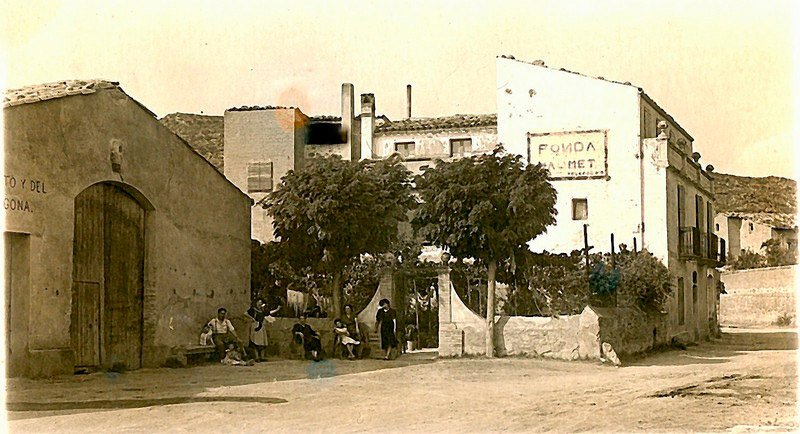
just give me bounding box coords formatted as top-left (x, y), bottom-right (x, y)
top-left (4, 328), bottom-right (797, 433)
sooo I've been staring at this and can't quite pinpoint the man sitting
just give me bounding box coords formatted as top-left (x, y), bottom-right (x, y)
top-left (207, 307), bottom-right (242, 362)
top-left (292, 314), bottom-right (323, 361)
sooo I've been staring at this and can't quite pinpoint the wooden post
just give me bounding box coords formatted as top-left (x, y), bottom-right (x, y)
top-left (611, 233), bottom-right (616, 268)
top-left (583, 224), bottom-right (590, 271)
top-left (633, 237), bottom-right (638, 253)
top-left (485, 260), bottom-right (497, 358)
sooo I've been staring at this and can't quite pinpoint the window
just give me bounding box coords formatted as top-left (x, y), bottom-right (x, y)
top-left (706, 201), bottom-right (713, 235)
top-left (677, 185), bottom-right (684, 228)
top-left (395, 142), bottom-right (415, 158)
top-left (572, 199), bottom-right (588, 220)
top-left (715, 223), bottom-right (720, 231)
top-left (677, 277), bottom-right (685, 325)
top-left (695, 195), bottom-right (703, 229)
top-left (247, 161), bottom-right (273, 193)
top-left (692, 271), bottom-right (698, 307)
top-left (749, 222), bottom-right (754, 232)
top-left (450, 138), bottom-right (472, 157)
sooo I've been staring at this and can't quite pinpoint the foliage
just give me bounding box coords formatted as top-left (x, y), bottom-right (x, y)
top-left (494, 247), bottom-right (672, 316)
top-left (775, 312), bottom-right (794, 327)
top-left (762, 238), bottom-right (797, 267)
top-left (266, 154), bottom-right (415, 316)
top-left (451, 260), bottom-right (488, 317)
top-left (341, 256), bottom-right (383, 314)
top-left (729, 249), bottom-right (767, 270)
top-left (614, 248), bottom-right (672, 311)
top-left (413, 146), bottom-right (557, 268)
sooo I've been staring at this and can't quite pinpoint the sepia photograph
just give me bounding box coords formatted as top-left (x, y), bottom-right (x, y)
top-left (1, 0), bottom-right (797, 432)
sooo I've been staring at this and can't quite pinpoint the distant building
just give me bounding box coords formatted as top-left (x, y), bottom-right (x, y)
top-left (714, 212), bottom-right (797, 260)
top-left (4, 80), bottom-right (251, 377)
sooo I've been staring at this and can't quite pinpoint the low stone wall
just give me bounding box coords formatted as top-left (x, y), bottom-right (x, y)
top-left (593, 307), bottom-right (669, 356)
top-left (262, 318), bottom-right (336, 359)
top-left (494, 309), bottom-right (600, 360)
top-left (720, 265), bottom-right (796, 327)
top-left (438, 267), bottom-right (668, 360)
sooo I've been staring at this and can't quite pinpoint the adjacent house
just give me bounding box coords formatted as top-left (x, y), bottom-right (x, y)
top-left (3, 80), bottom-right (251, 377)
top-left (715, 212), bottom-right (797, 260)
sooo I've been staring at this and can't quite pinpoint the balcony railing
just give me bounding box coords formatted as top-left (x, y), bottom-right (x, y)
top-left (679, 226), bottom-right (726, 265)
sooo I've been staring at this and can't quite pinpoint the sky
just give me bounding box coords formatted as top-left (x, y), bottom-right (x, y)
top-left (1, 0), bottom-right (797, 178)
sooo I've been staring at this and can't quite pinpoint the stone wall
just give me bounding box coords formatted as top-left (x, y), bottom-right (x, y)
top-left (494, 309), bottom-right (600, 360)
top-left (720, 265), bottom-right (797, 327)
top-left (594, 307), bottom-right (669, 356)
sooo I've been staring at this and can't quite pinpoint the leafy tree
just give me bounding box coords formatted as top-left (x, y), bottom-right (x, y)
top-left (413, 146), bottom-right (557, 356)
top-left (730, 249), bottom-right (767, 270)
top-left (762, 238), bottom-right (797, 267)
top-left (266, 155), bottom-right (415, 318)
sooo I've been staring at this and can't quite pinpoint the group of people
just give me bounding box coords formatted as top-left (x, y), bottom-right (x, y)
top-left (202, 298), bottom-right (402, 365)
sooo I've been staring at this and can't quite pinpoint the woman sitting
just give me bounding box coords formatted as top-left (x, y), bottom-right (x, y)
top-left (292, 314), bottom-right (323, 361)
top-left (333, 318), bottom-right (360, 359)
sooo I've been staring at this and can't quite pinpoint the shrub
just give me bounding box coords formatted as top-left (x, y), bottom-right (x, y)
top-left (730, 249), bottom-right (767, 270)
top-left (775, 312), bottom-right (794, 327)
top-left (615, 249), bottom-right (672, 311)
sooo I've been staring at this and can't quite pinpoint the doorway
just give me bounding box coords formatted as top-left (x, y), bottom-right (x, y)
top-left (71, 183), bottom-right (145, 371)
top-left (5, 232), bottom-right (31, 377)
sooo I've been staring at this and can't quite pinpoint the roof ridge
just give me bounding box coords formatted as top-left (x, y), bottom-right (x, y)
top-left (4, 79), bottom-right (120, 108)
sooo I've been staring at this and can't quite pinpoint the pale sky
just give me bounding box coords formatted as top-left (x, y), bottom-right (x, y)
top-left (1, 0), bottom-right (797, 178)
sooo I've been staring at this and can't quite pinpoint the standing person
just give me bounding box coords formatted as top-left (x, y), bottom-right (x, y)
top-left (207, 307), bottom-right (242, 362)
top-left (245, 299), bottom-right (279, 362)
top-left (375, 299), bottom-right (399, 360)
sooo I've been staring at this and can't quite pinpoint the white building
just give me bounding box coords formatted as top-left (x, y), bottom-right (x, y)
top-left (496, 56), bottom-right (722, 341)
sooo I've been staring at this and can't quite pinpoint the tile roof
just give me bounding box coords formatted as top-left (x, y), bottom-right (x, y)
top-left (159, 113), bottom-right (224, 172)
top-left (722, 212), bottom-right (797, 230)
top-left (309, 115), bottom-right (341, 123)
top-left (226, 105), bottom-right (296, 112)
top-left (3, 79), bottom-right (120, 108)
top-left (375, 113), bottom-right (497, 134)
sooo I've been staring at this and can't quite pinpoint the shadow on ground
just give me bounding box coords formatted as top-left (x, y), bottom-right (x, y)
top-left (626, 328), bottom-right (797, 367)
top-left (6, 351), bottom-right (437, 416)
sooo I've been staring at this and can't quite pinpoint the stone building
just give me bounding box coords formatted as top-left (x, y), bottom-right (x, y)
top-left (3, 80), bottom-right (251, 377)
top-left (714, 212), bottom-right (797, 261)
top-left (496, 56), bottom-right (724, 342)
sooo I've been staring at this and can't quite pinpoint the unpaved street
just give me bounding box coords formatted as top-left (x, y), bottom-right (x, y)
top-left (5, 328), bottom-right (797, 433)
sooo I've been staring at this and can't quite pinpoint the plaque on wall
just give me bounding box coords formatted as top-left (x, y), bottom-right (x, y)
top-left (526, 129), bottom-right (608, 180)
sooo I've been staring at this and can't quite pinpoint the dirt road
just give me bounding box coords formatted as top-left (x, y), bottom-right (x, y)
top-left (5, 328), bottom-right (797, 433)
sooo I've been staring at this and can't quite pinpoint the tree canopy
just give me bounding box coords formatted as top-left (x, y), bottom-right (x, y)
top-left (413, 146), bottom-right (558, 355)
top-left (266, 154), bottom-right (415, 317)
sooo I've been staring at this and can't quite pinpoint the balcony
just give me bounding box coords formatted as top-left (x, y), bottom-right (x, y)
top-left (679, 227), bottom-right (726, 266)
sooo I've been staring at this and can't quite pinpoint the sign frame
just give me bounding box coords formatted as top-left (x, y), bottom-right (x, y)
top-left (526, 129), bottom-right (609, 181)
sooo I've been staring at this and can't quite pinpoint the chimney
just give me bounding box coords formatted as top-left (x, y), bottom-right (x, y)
top-left (406, 84), bottom-right (412, 119)
top-left (341, 83), bottom-right (356, 160)
top-left (359, 93), bottom-right (375, 160)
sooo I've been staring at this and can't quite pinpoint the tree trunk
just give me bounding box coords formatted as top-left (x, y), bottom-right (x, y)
top-left (331, 272), bottom-right (343, 319)
top-left (485, 260), bottom-right (496, 358)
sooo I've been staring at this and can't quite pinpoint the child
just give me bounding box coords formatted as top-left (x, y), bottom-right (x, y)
top-left (222, 343), bottom-right (254, 366)
top-left (333, 318), bottom-right (360, 359)
top-left (200, 325), bottom-right (214, 346)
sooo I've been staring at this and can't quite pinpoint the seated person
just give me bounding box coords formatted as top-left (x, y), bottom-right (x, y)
top-left (207, 307), bottom-right (242, 361)
top-left (333, 318), bottom-right (360, 359)
top-left (222, 343), bottom-right (254, 366)
top-left (292, 314), bottom-right (322, 361)
top-left (199, 325), bottom-right (214, 346)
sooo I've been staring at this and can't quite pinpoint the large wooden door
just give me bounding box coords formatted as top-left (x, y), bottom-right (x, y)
top-left (103, 185), bottom-right (145, 369)
top-left (72, 183), bottom-right (144, 370)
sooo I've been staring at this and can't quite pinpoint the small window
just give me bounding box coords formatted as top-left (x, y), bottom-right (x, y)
top-left (247, 161), bottom-right (273, 193)
top-left (395, 142), bottom-right (416, 158)
top-left (572, 199), bottom-right (588, 220)
top-left (450, 138), bottom-right (472, 157)
top-left (715, 223), bottom-right (720, 231)
top-left (749, 222), bottom-right (754, 231)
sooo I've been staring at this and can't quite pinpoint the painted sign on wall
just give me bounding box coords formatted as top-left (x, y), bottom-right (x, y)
top-left (527, 130), bottom-right (608, 179)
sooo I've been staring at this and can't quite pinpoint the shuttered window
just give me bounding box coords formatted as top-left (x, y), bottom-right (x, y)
top-left (247, 161), bottom-right (273, 193)
top-left (450, 138), bottom-right (472, 157)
